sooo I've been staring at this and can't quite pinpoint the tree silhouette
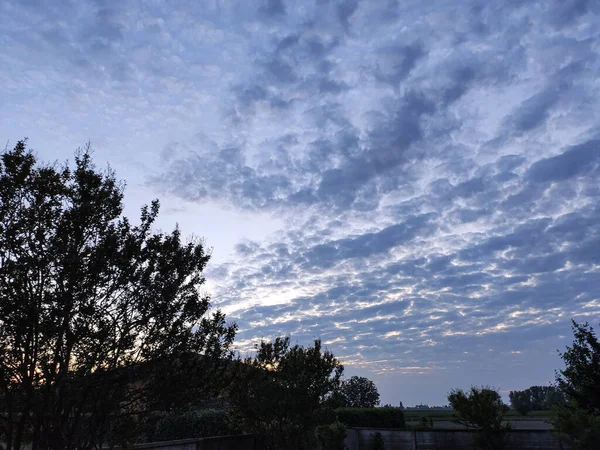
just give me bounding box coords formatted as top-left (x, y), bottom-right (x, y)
top-left (0, 141), bottom-right (236, 449)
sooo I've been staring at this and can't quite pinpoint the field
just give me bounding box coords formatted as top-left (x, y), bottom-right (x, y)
top-left (403, 409), bottom-right (552, 419)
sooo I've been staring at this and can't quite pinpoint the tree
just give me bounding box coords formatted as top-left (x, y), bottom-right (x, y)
top-left (528, 385), bottom-right (550, 410)
top-left (545, 386), bottom-right (567, 409)
top-left (509, 390), bottom-right (532, 416)
top-left (509, 386), bottom-right (566, 415)
top-left (552, 321), bottom-right (600, 449)
top-left (0, 141), bottom-right (237, 450)
top-left (226, 337), bottom-right (344, 450)
top-left (340, 376), bottom-right (380, 408)
top-left (448, 386), bottom-right (510, 450)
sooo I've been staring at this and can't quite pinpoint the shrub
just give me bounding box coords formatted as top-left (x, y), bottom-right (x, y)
top-left (335, 408), bottom-right (405, 429)
top-left (315, 421), bottom-right (347, 450)
top-left (145, 409), bottom-right (241, 442)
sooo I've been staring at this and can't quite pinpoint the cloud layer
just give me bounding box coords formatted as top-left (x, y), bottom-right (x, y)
top-left (1, 0), bottom-right (599, 404)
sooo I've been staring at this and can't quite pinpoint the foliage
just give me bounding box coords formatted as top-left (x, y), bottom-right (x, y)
top-left (509, 390), bottom-right (532, 416)
top-left (144, 409), bottom-right (241, 442)
top-left (314, 421), bottom-right (347, 450)
top-left (553, 405), bottom-right (600, 450)
top-left (447, 386), bottom-right (510, 450)
top-left (555, 321), bottom-right (600, 411)
top-left (226, 337), bottom-right (344, 450)
top-left (339, 376), bottom-right (380, 408)
top-left (0, 141), bottom-right (236, 450)
top-left (552, 321), bottom-right (600, 450)
top-left (371, 431), bottom-right (385, 450)
top-left (335, 408), bottom-right (405, 429)
top-left (509, 386), bottom-right (565, 416)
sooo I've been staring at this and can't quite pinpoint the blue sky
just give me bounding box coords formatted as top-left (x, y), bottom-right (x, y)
top-left (1, 0), bottom-right (599, 406)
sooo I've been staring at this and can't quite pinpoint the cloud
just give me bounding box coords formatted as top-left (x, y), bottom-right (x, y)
top-left (337, 0), bottom-right (360, 32)
top-left (374, 41), bottom-right (426, 86)
top-left (300, 213), bottom-right (438, 269)
top-left (260, 0), bottom-right (286, 17)
top-left (547, 0), bottom-right (596, 28)
top-left (503, 87), bottom-right (563, 134)
top-left (525, 138), bottom-right (600, 184)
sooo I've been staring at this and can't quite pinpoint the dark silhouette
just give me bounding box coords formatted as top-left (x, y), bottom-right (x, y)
top-left (340, 375), bottom-right (380, 408)
top-left (448, 386), bottom-right (510, 450)
top-left (226, 337), bottom-right (343, 450)
top-left (552, 321), bottom-right (600, 449)
top-left (0, 141), bottom-right (236, 450)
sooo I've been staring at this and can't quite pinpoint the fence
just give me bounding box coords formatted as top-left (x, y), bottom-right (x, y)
top-left (345, 428), bottom-right (570, 450)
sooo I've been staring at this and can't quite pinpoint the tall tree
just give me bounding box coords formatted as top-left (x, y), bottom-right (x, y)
top-left (226, 337), bottom-right (343, 450)
top-left (339, 376), bottom-right (380, 408)
top-left (552, 321), bottom-right (600, 449)
top-left (0, 141), bottom-right (236, 450)
top-left (509, 390), bottom-right (532, 416)
top-left (528, 386), bottom-right (548, 411)
top-left (448, 386), bottom-right (510, 450)
top-left (509, 386), bottom-right (565, 415)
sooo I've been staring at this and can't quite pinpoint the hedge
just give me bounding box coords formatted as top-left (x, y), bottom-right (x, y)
top-left (335, 407), bottom-right (405, 429)
top-left (145, 408), bottom-right (241, 442)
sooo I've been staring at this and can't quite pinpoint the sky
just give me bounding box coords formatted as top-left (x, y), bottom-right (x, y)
top-left (1, 0), bottom-right (599, 406)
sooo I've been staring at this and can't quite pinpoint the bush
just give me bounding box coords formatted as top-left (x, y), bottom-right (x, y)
top-left (145, 409), bottom-right (241, 442)
top-left (315, 421), bottom-right (347, 450)
top-left (335, 408), bottom-right (405, 429)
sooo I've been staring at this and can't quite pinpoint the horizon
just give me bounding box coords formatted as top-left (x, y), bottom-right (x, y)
top-left (1, 0), bottom-right (599, 406)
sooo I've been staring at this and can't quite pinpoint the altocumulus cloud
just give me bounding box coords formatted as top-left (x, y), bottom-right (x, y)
top-left (1, 0), bottom-right (599, 404)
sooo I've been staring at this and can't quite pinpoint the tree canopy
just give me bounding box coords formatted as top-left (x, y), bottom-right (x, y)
top-left (509, 385), bottom-right (566, 416)
top-left (509, 390), bottom-right (532, 416)
top-left (226, 337), bottom-right (343, 450)
top-left (0, 141), bottom-right (236, 450)
top-left (552, 321), bottom-right (600, 449)
top-left (339, 376), bottom-right (380, 408)
top-left (448, 386), bottom-right (510, 450)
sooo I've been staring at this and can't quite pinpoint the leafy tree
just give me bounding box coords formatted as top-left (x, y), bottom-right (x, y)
top-left (510, 386), bottom-right (566, 415)
top-left (552, 321), bottom-right (600, 449)
top-left (448, 386), bottom-right (510, 450)
top-left (545, 386), bottom-right (567, 409)
top-left (509, 390), bottom-right (532, 416)
top-left (340, 376), bottom-right (380, 408)
top-left (528, 386), bottom-right (548, 411)
top-left (0, 141), bottom-right (236, 450)
top-left (226, 337), bottom-right (343, 450)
